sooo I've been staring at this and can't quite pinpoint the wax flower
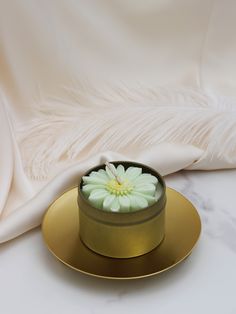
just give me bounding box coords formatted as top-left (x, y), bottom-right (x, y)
top-left (82, 163), bottom-right (162, 212)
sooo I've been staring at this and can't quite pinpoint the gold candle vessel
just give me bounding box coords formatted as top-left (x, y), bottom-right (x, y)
top-left (77, 161), bottom-right (166, 259)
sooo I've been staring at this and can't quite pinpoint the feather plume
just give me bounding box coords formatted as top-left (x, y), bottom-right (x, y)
top-left (17, 85), bottom-right (236, 179)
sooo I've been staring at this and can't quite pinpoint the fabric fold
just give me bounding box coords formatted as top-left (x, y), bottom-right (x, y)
top-left (0, 146), bottom-right (203, 243)
top-left (1, 0), bottom-right (236, 243)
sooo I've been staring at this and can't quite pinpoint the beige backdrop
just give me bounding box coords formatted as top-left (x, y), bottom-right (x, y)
top-left (0, 0), bottom-right (236, 242)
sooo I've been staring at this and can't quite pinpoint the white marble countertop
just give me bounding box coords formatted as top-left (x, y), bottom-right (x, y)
top-left (1, 170), bottom-right (236, 314)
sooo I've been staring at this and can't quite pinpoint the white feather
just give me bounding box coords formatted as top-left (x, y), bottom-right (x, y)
top-left (17, 85), bottom-right (236, 179)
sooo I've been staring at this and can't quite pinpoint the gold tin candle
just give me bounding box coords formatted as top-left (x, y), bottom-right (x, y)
top-left (77, 161), bottom-right (166, 258)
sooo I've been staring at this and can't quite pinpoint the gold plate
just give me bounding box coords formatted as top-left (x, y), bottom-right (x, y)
top-left (42, 187), bottom-right (201, 280)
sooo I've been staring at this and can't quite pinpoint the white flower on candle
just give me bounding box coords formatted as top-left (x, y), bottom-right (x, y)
top-left (82, 164), bottom-right (162, 212)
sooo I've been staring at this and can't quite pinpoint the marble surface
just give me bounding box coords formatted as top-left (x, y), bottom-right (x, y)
top-left (1, 169), bottom-right (236, 314)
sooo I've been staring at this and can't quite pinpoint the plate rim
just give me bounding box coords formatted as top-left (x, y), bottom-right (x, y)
top-left (42, 186), bottom-right (201, 280)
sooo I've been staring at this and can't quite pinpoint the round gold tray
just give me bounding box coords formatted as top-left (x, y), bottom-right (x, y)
top-left (42, 187), bottom-right (201, 280)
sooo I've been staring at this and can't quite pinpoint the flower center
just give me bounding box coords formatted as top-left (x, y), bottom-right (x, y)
top-left (106, 179), bottom-right (133, 196)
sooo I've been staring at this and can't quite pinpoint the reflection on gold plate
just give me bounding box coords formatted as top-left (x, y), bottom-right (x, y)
top-left (42, 187), bottom-right (201, 280)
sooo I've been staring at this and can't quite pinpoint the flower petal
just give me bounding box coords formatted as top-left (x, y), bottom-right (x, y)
top-left (88, 189), bottom-right (109, 208)
top-left (128, 195), bottom-right (137, 210)
top-left (125, 167), bottom-right (142, 181)
top-left (90, 189), bottom-right (109, 198)
top-left (129, 194), bottom-right (148, 210)
top-left (91, 169), bottom-right (109, 181)
top-left (118, 195), bottom-right (130, 212)
top-left (82, 175), bottom-right (107, 185)
top-left (132, 191), bottom-right (157, 206)
top-left (110, 197), bottom-right (120, 212)
top-left (135, 183), bottom-right (156, 195)
top-left (155, 184), bottom-right (163, 200)
top-left (82, 184), bottom-right (105, 197)
top-left (133, 173), bottom-right (158, 185)
top-left (105, 163), bottom-right (117, 179)
top-left (103, 194), bottom-right (116, 211)
top-left (117, 165), bottom-right (125, 180)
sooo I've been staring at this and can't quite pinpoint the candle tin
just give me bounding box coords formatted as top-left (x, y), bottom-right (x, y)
top-left (77, 161), bottom-right (166, 259)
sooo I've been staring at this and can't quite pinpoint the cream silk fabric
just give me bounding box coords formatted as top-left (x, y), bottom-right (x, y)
top-left (1, 0), bottom-right (236, 242)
